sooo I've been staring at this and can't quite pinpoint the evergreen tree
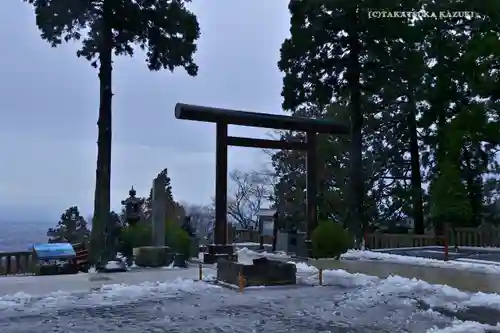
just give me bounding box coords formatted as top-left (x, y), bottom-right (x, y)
top-left (48, 206), bottom-right (90, 244)
top-left (274, 0), bottom-right (500, 236)
top-left (277, 0), bottom-right (407, 242)
top-left (24, 0), bottom-right (201, 263)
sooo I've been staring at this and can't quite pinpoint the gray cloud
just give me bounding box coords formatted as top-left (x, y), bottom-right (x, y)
top-left (0, 0), bottom-right (290, 220)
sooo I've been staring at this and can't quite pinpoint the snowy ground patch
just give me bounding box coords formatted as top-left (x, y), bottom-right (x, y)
top-left (291, 260), bottom-right (500, 312)
top-left (0, 277), bottom-right (220, 312)
top-left (0, 259), bottom-right (500, 332)
top-left (342, 250), bottom-right (500, 274)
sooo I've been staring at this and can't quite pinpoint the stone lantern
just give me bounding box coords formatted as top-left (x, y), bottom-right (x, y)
top-left (121, 186), bottom-right (144, 226)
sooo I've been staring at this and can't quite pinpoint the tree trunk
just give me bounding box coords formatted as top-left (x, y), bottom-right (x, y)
top-left (408, 94), bottom-right (424, 234)
top-left (463, 149), bottom-right (482, 227)
top-left (347, 11), bottom-right (364, 245)
top-left (90, 10), bottom-right (114, 266)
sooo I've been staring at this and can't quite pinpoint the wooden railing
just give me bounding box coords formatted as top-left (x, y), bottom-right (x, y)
top-left (365, 233), bottom-right (438, 249)
top-left (450, 227), bottom-right (500, 247)
top-left (0, 251), bottom-right (34, 276)
top-left (366, 226), bottom-right (500, 249)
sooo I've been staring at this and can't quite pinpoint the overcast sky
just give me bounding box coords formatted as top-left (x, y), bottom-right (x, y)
top-left (0, 0), bottom-right (290, 221)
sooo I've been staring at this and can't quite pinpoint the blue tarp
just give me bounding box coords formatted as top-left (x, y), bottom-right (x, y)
top-left (33, 243), bottom-right (76, 260)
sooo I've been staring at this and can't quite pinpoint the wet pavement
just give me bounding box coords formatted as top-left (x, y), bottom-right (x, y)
top-left (0, 273), bottom-right (499, 332)
top-left (377, 246), bottom-right (500, 263)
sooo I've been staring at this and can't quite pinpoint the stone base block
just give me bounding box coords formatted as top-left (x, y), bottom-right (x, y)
top-left (134, 246), bottom-right (173, 267)
top-left (173, 253), bottom-right (188, 268)
top-left (203, 253), bottom-right (237, 264)
top-left (203, 244), bottom-right (236, 264)
top-left (217, 257), bottom-right (296, 287)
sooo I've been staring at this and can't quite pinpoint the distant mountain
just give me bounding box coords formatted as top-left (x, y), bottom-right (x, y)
top-left (0, 220), bottom-right (52, 251)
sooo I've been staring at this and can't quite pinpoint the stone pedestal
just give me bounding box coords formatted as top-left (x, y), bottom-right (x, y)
top-left (134, 246), bottom-right (173, 267)
top-left (217, 257), bottom-right (296, 287)
top-left (276, 231), bottom-right (307, 257)
top-left (173, 253), bottom-right (188, 268)
top-left (203, 244), bottom-right (235, 264)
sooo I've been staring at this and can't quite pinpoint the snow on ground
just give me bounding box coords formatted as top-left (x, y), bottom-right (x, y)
top-left (428, 321), bottom-right (500, 333)
top-left (342, 250), bottom-right (500, 274)
top-left (293, 261), bottom-right (500, 311)
top-left (0, 260), bottom-right (499, 331)
top-left (0, 277), bottom-right (220, 312)
top-left (0, 266), bottom-right (217, 297)
top-left (454, 258), bottom-right (500, 265)
top-left (233, 242), bottom-right (263, 247)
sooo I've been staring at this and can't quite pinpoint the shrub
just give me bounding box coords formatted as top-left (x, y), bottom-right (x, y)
top-left (165, 221), bottom-right (191, 256)
top-left (118, 223), bottom-right (152, 258)
top-left (311, 221), bottom-right (353, 259)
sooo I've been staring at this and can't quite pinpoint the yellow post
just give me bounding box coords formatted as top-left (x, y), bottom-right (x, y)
top-left (198, 263), bottom-right (203, 281)
top-left (319, 268), bottom-right (323, 286)
top-left (238, 269), bottom-right (245, 293)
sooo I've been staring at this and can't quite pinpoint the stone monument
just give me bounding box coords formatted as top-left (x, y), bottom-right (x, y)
top-left (151, 176), bottom-right (166, 246)
top-left (132, 176), bottom-right (172, 267)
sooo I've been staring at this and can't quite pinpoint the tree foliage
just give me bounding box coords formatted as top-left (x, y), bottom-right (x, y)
top-left (48, 206), bottom-right (90, 244)
top-left (143, 168), bottom-right (186, 225)
top-left (24, 0), bottom-right (200, 72)
top-left (274, 0), bottom-right (500, 238)
top-left (24, 0), bottom-right (200, 263)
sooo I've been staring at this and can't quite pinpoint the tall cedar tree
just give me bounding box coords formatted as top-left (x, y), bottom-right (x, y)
top-left (25, 0), bottom-right (200, 264)
top-left (278, 0), bottom-right (409, 242)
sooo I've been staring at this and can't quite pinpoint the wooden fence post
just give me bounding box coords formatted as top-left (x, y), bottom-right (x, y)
top-left (238, 269), bottom-right (245, 293)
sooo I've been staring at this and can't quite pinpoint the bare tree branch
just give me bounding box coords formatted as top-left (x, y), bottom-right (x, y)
top-left (227, 169), bottom-right (273, 230)
top-left (183, 203), bottom-right (214, 241)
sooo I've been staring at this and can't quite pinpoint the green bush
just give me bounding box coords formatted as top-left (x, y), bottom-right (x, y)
top-left (311, 221), bottom-right (353, 259)
top-left (118, 223), bottom-right (152, 257)
top-left (165, 221), bottom-right (191, 256)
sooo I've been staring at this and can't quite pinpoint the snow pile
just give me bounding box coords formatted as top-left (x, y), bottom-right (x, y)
top-left (105, 261), bottom-right (125, 270)
top-left (291, 261), bottom-right (500, 312)
top-left (162, 261), bottom-right (180, 269)
top-left (427, 320), bottom-right (500, 332)
top-left (236, 247), bottom-right (290, 265)
top-left (293, 261), bottom-right (377, 287)
top-left (233, 242), bottom-right (263, 247)
top-left (342, 250), bottom-right (500, 274)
